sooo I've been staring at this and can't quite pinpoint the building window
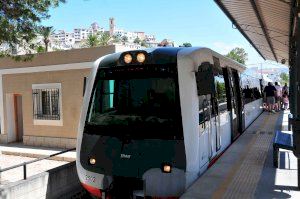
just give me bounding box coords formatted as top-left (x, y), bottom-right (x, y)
top-left (32, 83), bottom-right (62, 125)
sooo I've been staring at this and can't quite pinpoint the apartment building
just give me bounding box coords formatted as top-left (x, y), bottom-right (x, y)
top-left (51, 19), bottom-right (159, 50)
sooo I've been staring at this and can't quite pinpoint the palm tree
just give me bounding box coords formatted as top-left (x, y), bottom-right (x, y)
top-left (112, 35), bottom-right (121, 44)
top-left (39, 26), bottom-right (54, 52)
top-left (98, 32), bottom-right (111, 46)
top-left (36, 45), bottom-right (46, 53)
top-left (121, 36), bottom-right (128, 43)
top-left (134, 37), bottom-right (141, 44)
top-left (140, 40), bottom-right (149, 48)
top-left (85, 34), bottom-right (100, 47)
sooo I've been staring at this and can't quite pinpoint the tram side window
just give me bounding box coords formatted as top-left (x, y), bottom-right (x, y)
top-left (241, 74), bottom-right (262, 104)
top-left (215, 75), bottom-right (227, 113)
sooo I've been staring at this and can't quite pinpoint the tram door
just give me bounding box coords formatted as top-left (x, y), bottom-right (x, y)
top-left (198, 94), bottom-right (211, 167)
top-left (199, 95), bottom-right (218, 162)
top-left (228, 69), bottom-right (243, 140)
top-left (210, 63), bottom-right (226, 158)
top-left (210, 96), bottom-right (219, 158)
top-left (196, 62), bottom-right (217, 164)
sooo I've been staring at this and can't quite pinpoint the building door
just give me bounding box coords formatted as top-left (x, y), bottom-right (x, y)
top-left (14, 94), bottom-right (23, 142)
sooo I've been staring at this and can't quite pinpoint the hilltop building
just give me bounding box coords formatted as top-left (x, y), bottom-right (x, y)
top-left (50, 18), bottom-right (160, 50)
top-left (1, 18), bottom-right (171, 56)
top-left (109, 17), bottom-right (115, 36)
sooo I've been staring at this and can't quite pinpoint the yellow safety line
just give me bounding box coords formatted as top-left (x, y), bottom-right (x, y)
top-left (211, 113), bottom-right (270, 199)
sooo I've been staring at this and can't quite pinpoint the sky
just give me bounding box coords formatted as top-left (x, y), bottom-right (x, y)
top-left (42, 0), bottom-right (287, 69)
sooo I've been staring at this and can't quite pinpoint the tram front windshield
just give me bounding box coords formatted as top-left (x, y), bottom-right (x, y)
top-left (86, 66), bottom-right (181, 138)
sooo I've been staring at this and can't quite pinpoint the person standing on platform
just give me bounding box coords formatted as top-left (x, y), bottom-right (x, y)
top-left (243, 86), bottom-right (253, 104)
top-left (274, 82), bottom-right (282, 111)
top-left (282, 94), bottom-right (289, 110)
top-left (263, 82), bottom-right (277, 113)
top-left (282, 83), bottom-right (289, 96)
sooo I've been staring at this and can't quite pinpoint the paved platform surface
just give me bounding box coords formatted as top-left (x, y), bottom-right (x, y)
top-left (0, 154), bottom-right (68, 185)
top-left (0, 143), bottom-right (76, 161)
top-left (181, 110), bottom-right (300, 199)
top-left (0, 144), bottom-right (75, 186)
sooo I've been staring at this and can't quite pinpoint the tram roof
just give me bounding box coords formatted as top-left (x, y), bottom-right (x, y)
top-left (177, 47), bottom-right (246, 72)
top-left (198, 47), bottom-right (247, 72)
top-left (99, 47), bottom-right (246, 72)
top-left (215, 0), bottom-right (293, 65)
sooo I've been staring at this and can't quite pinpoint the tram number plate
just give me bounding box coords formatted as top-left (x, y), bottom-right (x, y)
top-left (85, 175), bottom-right (96, 183)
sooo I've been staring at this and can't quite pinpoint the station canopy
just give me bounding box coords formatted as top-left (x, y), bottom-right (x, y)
top-left (215, 0), bottom-right (291, 65)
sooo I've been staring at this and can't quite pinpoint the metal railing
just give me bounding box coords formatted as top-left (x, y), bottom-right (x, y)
top-left (0, 148), bottom-right (75, 180)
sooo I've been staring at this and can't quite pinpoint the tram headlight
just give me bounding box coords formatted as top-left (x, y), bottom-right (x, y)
top-left (123, 53), bottom-right (132, 64)
top-left (89, 158), bottom-right (96, 165)
top-left (137, 53), bottom-right (146, 63)
top-left (161, 163), bottom-right (172, 173)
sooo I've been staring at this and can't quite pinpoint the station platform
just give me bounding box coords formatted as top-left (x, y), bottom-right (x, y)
top-left (181, 110), bottom-right (300, 199)
top-left (0, 143), bottom-right (76, 162)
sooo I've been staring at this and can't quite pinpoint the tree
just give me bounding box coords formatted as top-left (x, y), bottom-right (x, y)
top-left (216, 81), bottom-right (226, 100)
top-left (134, 37), bottom-right (141, 44)
top-left (39, 26), bottom-right (55, 52)
top-left (140, 40), bottom-right (149, 48)
top-left (181, 42), bottom-right (192, 47)
top-left (36, 45), bottom-right (46, 53)
top-left (0, 0), bottom-right (65, 60)
top-left (280, 72), bottom-right (289, 85)
top-left (84, 34), bottom-right (100, 48)
top-left (98, 32), bottom-right (111, 46)
top-left (121, 36), bottom-right (128, 43)
top-left (112, 35), bottom-right (121, 43)
top-left (226, 47), bottom-right (248, 64)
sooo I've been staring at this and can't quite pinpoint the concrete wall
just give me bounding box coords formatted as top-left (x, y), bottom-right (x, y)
top-left (244, 98), bottom-right (264, 128)
top-left (0, 134), bottom-right (7, 143)
top-left (0, 162), bottom-right (82, 199)
top-left (2, 69), bottom-right (90, 147)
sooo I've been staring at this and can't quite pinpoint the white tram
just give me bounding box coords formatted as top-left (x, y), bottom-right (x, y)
top-left (76, 47), bottom-right (263, 198)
